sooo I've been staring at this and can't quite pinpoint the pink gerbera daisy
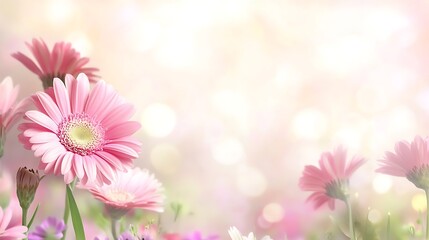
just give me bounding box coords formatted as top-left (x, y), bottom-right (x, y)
top-left (377, 136), bottom-right (429, 239)
top-left (12, 38), bottom-right (99, 89)
top-left (299, 146), bottom-right (365, 210)
top-left (0, 205), bottom-right (27, 239)
top-left (81, 167), bottom-right (164, 219)
top-left (19, 73), bottom-right (141, 185)
top-left (377, 135), bottom-right (429, 190)
top-left (0, 77), bottom-right (26, 158)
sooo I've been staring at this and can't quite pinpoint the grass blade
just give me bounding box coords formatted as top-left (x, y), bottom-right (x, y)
top-left (66, 185), bottom-right (86, 240)
top-left (27, 204), bottom-right (40, 229)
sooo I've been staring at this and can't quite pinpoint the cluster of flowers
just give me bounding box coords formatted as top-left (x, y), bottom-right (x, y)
top-left (300, 138), bottom-right (429, 239)
top-left (0, 39), bottom-right (277, 240)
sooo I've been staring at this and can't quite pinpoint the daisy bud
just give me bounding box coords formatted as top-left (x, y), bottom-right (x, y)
top-left (16, 167), bottom-right (41, 209)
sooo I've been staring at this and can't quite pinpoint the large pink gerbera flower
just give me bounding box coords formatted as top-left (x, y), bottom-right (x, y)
top-left (377, 135), bottom-right (429, 190)
top-left (81, 167), bottom-right (164, 219)
top-left (12, 38), bottom-right (99, 89)
top-left (0, 77), bottom-right (26, 158)
top-left (299, 146), bottom-right (365, 209)
top-left (19, 73), bottom-right (141, 185)
top-left (0, 205), bottom-right (27, 239)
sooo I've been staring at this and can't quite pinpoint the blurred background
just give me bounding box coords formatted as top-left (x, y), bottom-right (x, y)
top-left (1, 0), bottom-right (429, 239)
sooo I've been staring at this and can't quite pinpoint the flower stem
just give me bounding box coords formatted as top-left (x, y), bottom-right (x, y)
top-left (345, 198), bottom-right (356, 240)
top-left (425, 189), bottom-right (429, 240)
top-left (61, 179), bottom-right (77, 240)
top-left (0, 128), bottom-right (5, 158)
top-left (111, 218), bottom-right (118, 239)
top-left (387, 212), bottom-right (391, 240)
top-left (21, 207), bottom-right (28, 226)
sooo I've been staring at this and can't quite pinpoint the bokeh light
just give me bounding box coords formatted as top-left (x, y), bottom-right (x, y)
top-left (292, 109), bottom-right (328, 140)
top-left (372, 175), bottom-right (393, 194)
top-left (368, 208), bottom-right (382, 224)
top-left (262, 202), bottom-right (284, 223)
top-left (141, 103), bottom-right (177, 138)
top-left (212, 137), bottom-right (245, 165)
top-left (412, 194), bottom-right (427, 212)
top-left (3, 0), bottom-right (429, 238)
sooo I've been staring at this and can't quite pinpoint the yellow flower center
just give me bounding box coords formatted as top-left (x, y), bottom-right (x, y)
top-left (106, 189), bottom-right (135, 203)
top-left (69, 125), bottom-right (95, 147)
top-left (58, 114), bottom-right (105, 155)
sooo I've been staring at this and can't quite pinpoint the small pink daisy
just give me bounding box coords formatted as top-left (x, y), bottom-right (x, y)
top-left (12, 38), bottom-right (99, 89)
top-left (81, 167), bottom-right (164, 219)
top-left (377, 135), bottom-right (429, 189)
top-left (299, 146), bottom-right (365, 209)
top-left (0, 77), bottom-right (26, 157)
top-left (19, 73), bottom-right (141, 185)
top-left (0, 205), bottom-right (27, 239)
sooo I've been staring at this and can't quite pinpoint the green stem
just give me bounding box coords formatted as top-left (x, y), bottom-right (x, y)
top-left (0, 128), bottom-right (5, 158)
top-left (61, 179), bottom-right (77, 240)
top-left (387, 212), bottom-right (391, 240)
top-left (111, 218), bottom-right (118, 239)
top-left (22, 207), bottom-right (28, 226)
top-left (345, 198), bottom-right (356, 240)
top-left (425, 189), bottom-right (429, 240)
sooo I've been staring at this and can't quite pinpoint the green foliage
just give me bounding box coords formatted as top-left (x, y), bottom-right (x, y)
top-left (66, 185), bottom-right (86, 240)
top-left (27, 204), bottom-right (39, 229)
top-left (170, 202), bottom-right (183, 222)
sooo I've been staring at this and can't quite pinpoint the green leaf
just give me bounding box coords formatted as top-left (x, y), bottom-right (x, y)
top-left (170, 202), bottom-right (182, 222)
top-left (66, 185), bottom-right (86, 240)
top-left (27, 204), bottom-right (40, 229)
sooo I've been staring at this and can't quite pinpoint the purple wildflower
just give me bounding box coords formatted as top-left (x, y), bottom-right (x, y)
top-left (28, 217), bottom-right (65, 240)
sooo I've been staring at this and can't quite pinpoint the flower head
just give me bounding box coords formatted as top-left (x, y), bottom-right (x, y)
top-left (81, 167), bottom-right (164, 220)
top-left (118, 231), bottom-right (136, 240)
top-left (0, 77), bottom-right (26, 158)
top-left (228, 227), bottom-right (272, 240)
top-left (16, 167), bottom-right (42, 210)
top-left (12, 38), bottom-right (99, 89)
top-left (299, 146), bottom-right (365, 210)
top-left (19, 73), bottom-right (141, 185)
top-left (0, 205), bottom-right (27, 239)
top-left (377, 136), bottom-right (429, 189)
top-left (28, 217), bottom-right (65, 240)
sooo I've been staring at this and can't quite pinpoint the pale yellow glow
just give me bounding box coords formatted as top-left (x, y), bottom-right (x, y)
top-left (212, 90), bottom-right (248, 118)
top-left (141, 103), bottom-right (176, 138)
top-left (315, 35), bottom-right (376, 75)
top-left (292, 109), bottom-right (328, 140)
top-left (372, 175), bottom-right (392, 194)
top-left (368, 209), bottom-right (382, 224)
top-left (150, 144), bottom-right (181, 175)
top-left (386, 106), bottom-right (416, 138)
top-left (262, 203), bottom-right (284, 223)
top-left (212, 138), bottom-right (244, 165)
top-left (46, 0), bottom-right (74, 24)
top-left (412, 194), bottom-right (427, 212)
top-left (67, 32), bottom-right (93, 56)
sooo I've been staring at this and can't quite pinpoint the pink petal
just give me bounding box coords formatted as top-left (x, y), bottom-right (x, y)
top-left (106, 121), bottom-right (141, 139)
top-left (11, 52), bottom-right (42, 76)
top-left (36, 92), bottom-right (62, 123)
top-left (104, 144), bottom-right (138, 159)
top-left (61, 152), bottom-right (73, 175)
top-left (53, 78), bottom-right (71, 116)
top-left (26, 111), bottom-right (58, 132)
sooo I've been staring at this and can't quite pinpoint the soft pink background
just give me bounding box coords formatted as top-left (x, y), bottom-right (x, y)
top-left (1, 0), bottom-right (429, 239)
